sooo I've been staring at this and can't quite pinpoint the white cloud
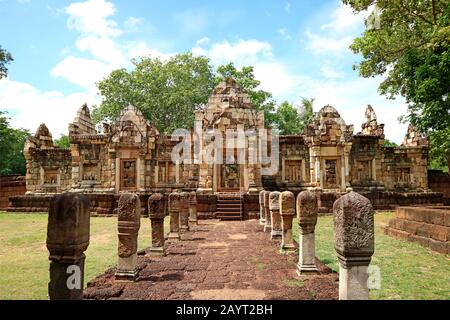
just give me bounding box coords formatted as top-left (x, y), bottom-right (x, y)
top-left (196, 37), bottom-right (210, 47)
top-left (320, 4), bottom-right (366, 32)
top-left (193, 39), bottom-right (273, 66)
top-left (124, 17), bottom-right (142, 31)
top-left (127, 42), bottom-right (173, 61)
top-left (76, 35), bottom-right (127, 66)
top-left (305, 29), bottom-right (353, 55)
top-left (320, 65), bottom-right (344, 79)
top-left (0, 78), bottom-right (99, 137)
top-left (277, 28), bottom-right (292, 40)
top-left (65, 0), bottom-right (121, 37)
top-left (51, 56), bottom-right (112, 92)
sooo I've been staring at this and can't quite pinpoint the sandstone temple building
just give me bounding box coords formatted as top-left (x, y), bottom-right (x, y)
top-left (8, 78), bottom-right (442, 218)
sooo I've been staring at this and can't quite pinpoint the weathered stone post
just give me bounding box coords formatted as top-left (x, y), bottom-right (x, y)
top-left (179, 192), bottom-right (190, 233)
top-left (147, 193), bottom-right (166, 256)
top-left (333, 191), bottom-right (375, 300)
top-left (167, 192), bottom-right (181, 241)
top-left (189, 191), bottom-right (198, 225)
top-left (115, 193), bottom-right (141, 281)
top-left (259, 190), bottom-right (266, 225)
top-left (268, 191), bottom-right (282, 239)
top-left (263, 191), bottom-right (271, 232)
top-left (296, 190), bottom-right (318, 275)
top-left (47, 193), bottom-right (90, 300)
top-left (279, 191), bottom-right (297, 253)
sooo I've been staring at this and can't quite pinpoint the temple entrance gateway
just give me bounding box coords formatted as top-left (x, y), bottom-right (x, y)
top-left (324, 159), bottom-right (339, 189)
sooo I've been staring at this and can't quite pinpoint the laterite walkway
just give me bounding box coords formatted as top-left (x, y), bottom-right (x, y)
top-left (84, 219), bottom-right (339, 300)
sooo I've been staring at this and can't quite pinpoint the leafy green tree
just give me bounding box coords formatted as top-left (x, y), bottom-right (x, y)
top-left (0, 111), bottom-right (30, 175)
top-left (343, 0), bottom-right (450, 171)
top-left (54, 134), bottom-right (70, 148)
top-left (383, 139), bottom-right (398, 148)
top-left (0, 46), bottom-right (13, 79)
top-left (215, 63), bottom-right (277, 127)
top-left (273, 98), bottom-right (314, 135)
top-left (92, 52), bottom-right (215, 133)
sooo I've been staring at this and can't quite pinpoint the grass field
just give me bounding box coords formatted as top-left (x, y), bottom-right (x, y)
top-left (293, 212), bottom-right (450, 300)
top-left (0, 212), bottom-right (448, 300)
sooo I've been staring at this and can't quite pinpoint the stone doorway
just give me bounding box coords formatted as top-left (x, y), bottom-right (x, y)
top-left (120, 159), bottom-right (137, 190)
top-left (219, 164), bottom-right (241, 191)
top-left (324, 159), bottom-right (339, 189)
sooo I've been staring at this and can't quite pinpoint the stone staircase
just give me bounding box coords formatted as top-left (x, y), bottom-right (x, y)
top-left (216, 192), bottom-right (242, 220)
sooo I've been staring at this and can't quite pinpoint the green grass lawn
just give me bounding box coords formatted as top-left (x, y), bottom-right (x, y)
top-left (0, 212), bottom-right (448, 300)
top-left (0, 212), bottom-right (169, 300)
top-left (293, 212), bottom-right (450, 300)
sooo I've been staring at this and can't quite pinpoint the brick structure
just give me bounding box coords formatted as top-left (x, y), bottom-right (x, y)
top-left (0, 175), bottom-right (26, 210)
top-left (382, 206), bottom-right (449, 254)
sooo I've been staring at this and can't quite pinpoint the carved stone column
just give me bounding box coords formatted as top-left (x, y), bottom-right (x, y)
top-left (333, 191), bottom-right (375, 300)
top-left (189, 191), bottom-right (198, 225)
top-left (269, 191), bottom-right (282, 239)
top-left (179, 192), bottom-right (190, 233)
top-left (47, 193), bottom-right (90, 300)
top-left (167, 192), bottom-right (181, 241)
top-left (279, 191), bottom-right (297, 253)
top-left (296, 190), bottom-right (318, 275)
top-left (115, 193), bottom-right (141, 281)
top-left (147, 193), bottom-right (166, 256)
top-left (262, 191), bottom-right (271, 233)
top-left (259, 190), bottom-right (266, 225)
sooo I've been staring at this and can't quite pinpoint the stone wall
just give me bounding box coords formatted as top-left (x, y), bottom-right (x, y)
top-left (383, 206), bottom-right (449, 254)
top-left (0, 175), bottom-right (26, 210)
top-left (429, 170), bottom-right (450, 205)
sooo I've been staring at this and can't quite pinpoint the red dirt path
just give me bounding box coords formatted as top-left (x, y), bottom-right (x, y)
top-left (84, 219), bottom-right (338, 300)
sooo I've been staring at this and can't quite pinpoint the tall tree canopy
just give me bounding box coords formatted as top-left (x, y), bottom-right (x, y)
top-left (215, 63), bottom-right (277, 127)
top-left (54, 134), bottom-right (70, 149)
top-left (0, 45), bottom-right (13, 79)
top-left (344, 0), bottom-right (450, 170)
top-left (0, 111), bottom-right (30, 175)
top-left (274, 98), bottom-right (314, 135)
top-left (93, 55), bottom-right (280, 133)
top-left (92, 52), bottom-right (216, 133)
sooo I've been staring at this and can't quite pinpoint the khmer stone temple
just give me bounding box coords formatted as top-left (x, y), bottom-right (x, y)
top-left (8, 78), bottom-right (442, 217)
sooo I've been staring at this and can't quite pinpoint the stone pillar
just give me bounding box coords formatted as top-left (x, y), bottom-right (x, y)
top-left (167, 192), bottom-right (181, 241)
top-left (296, 191), bottom-right (318, 275)
top-left (279, 191), bottom-right (297, 253)
top-left (115, 193), bottom-right (141, 281)
top-left (263, 191), bottom-right (271, 233)
top-left (259, 190), bottom-right (266, 225)
top-left (47, 193), bottom-right (90, 300)
top-left (189, 191), bottom-right (198, 225)
top-left (147, 193), bottom-right (166, 256)
top-left (333, 191), bottom-right (375, 300)
top-left (269, 191), bottom-right (282, 239)
top-left (179, 192), bottom-right (190, 233)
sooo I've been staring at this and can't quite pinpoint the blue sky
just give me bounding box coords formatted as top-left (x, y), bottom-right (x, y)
top-left (0, 0), bottom-right (408, 142)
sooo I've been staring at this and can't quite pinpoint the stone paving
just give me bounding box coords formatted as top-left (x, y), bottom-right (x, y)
top-left (84, 219), bottom-right (339, 300)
